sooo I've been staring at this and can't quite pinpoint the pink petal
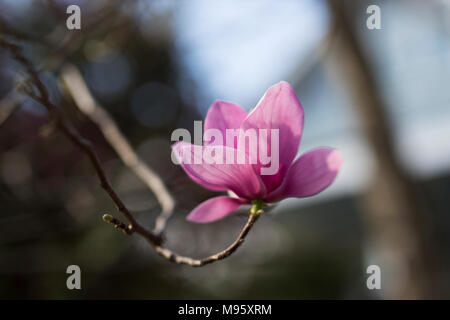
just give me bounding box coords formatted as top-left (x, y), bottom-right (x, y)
top-left (266, 148), bottom-right (342, 202)
top-left (172, 141), bottom-right (266, 199)
top-left (204, 100), bottom-right (247, 147)
top-left (187, 196), bottom-right (244, 223)
top-left (239, 81), bottom-right (304, 192)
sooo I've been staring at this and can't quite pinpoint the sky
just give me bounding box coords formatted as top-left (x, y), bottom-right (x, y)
top-left (173, 0), bottom-right (329, 112)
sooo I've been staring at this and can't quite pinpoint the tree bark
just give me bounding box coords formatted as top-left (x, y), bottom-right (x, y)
top-left (327, 0), bottom-right (439, 299)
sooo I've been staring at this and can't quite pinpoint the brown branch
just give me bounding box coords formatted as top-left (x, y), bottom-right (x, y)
top-left (102, 210), bottom-right (261, 267)
top-left (153, 212), bottom-right (260, 267)
top-left (60, 64), bottom-right (175, 236)
top-left (0, 38), bottom-right (162, 246)
top-left (102, 214), bottom-right (133, 235)
top-left (0, 37), bottom-right (261, 267)
top-left (327, 0), bottom-right (438, 298)
top-left (24, 88), bottom-right (163, 246)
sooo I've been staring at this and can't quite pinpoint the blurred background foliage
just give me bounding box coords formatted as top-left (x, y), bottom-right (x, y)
top-left (0, 0), bottom-right (450, 299)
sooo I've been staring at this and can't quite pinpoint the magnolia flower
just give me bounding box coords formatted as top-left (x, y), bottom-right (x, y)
top-left (172, 81), bottom-right (342, 223)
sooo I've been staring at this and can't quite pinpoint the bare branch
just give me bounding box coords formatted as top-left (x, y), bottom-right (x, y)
top-left (1, 37), bottom-right (261, 267)
top-left (102, 214), bottom-right (133, 235)
top-left (104, 210), bottom-right (261, 267)
top-left (153, 212), bottom-right (261, 267)
top-left (0, 38), bottom-right (162, 245)
top-left (60, 64), bottom-right (175, 235)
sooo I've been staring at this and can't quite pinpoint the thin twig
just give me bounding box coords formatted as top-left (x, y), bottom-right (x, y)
top-left (102, 214), bottom-right (133, 235)
top-left (0, 0), bottom-right (119, 118)
top-left (0, 38), bottom-right (162, 245)
top-left (0, 37), bottom-right (261, 266)
top-left (153, 212), bottom-right (260, 267)
top-left (60, 64), bottom-right (175, 235)
top-left (102, 210), bottom-right (260, 267)
top-left (25, 88), bottom-right (164, 246)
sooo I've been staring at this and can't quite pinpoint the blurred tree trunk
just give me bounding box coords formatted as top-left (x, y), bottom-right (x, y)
top-left (327, 0), bottom-right (439, 299)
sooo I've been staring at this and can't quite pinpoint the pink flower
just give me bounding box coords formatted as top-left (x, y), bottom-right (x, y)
top-left (172, 81), bottom-right (342, 223)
